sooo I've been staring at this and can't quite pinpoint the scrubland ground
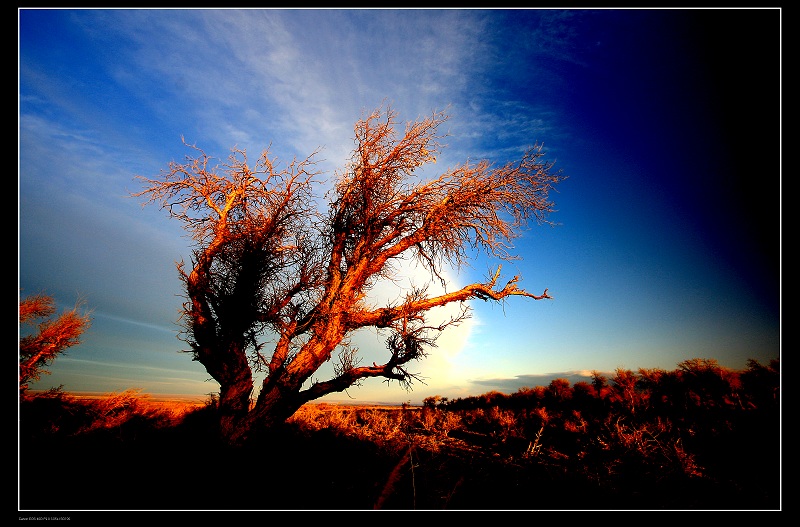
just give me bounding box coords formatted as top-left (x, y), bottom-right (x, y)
top-left (19, 384), bottom-right (780, 512)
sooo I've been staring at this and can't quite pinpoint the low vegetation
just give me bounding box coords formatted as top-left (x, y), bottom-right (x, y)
top-left (19, 357), bottom-right (780, 510)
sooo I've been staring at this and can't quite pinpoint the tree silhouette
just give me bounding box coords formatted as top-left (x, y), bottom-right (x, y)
top-left (19, 292), bottom-right (92, 396)
top-left (135, 104), bottom-right (566, 445)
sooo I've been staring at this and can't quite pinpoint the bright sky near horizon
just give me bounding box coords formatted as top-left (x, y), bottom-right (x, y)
top-left (19, 8), bottom-right (781, 405)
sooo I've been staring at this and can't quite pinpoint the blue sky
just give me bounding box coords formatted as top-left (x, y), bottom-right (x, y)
top-left (18, 8), bottom-right (781, 405)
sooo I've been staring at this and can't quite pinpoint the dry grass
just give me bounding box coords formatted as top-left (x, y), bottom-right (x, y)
top-left (66, 391), bottom-right (207, 414)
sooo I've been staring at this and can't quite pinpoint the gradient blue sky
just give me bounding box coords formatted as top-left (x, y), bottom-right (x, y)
top-left (18, 8), bottom-right (781, 405)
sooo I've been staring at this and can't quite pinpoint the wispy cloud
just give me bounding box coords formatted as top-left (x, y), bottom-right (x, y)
top-left (469, 370), bottom-right (604, 395)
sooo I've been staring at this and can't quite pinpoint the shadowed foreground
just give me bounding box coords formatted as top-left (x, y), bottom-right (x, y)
top-left (19, 375), bottom-right (780, 511)
top-left (21, 415), bottom-right (767, 511)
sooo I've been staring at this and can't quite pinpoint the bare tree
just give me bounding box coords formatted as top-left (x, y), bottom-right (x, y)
top-left (134, 104), bottom-right (566, 445)
top-left (19, 292), bottom-right (92, 396)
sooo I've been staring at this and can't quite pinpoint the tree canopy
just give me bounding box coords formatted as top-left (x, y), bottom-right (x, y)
top-left (19, 292), bottom-right (92, 396)
top-left (135, 104), bottom-right (566, 444)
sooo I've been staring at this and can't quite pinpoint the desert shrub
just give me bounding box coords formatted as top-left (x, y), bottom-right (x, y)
top-left (488, 406), bottom-right (520, 439)
top-left (416, 406), bottom-right (462, 440)
top-left (438, 410), bottom-right (463, 438)
top-left (591, 414), bottom-right (701, 483)
top-left (462, 406), bottom-right (520, 437)
top-left (19, 388), bottom-right (179, 443)
top-left (419, 405), bottom-right (438, 432)
top-left (288, 403), bottom-right (357, 432)
top-left (287, 405), bottom-right (417, 455)
top-left (478, 390), bottom-right (509, 407)
top-left (75, 389), bottom-right (179, 435)
top-left (563, 409), bottom-right (589, 434)
top-left (355, 408), bottom-right (406, 443)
